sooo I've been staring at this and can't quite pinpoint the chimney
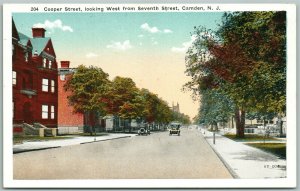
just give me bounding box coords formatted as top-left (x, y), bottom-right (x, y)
top-left (61, 61), bottom-right (70, 68)
top-left (32, 28), bottom-right (46, 38)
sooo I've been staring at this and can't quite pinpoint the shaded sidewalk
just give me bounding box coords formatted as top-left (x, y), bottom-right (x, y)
top-left (201, 128), bottom-right (286, 179)
top-left (13, 133), bottom-right (136, 154)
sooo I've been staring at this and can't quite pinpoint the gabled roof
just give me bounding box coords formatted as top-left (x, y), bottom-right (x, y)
top-left (12, 19), bottom-right (20, 41)
top-left (30, 37), bottom-right (51, 55)
top-left (18, 32), bottom-right (51, 55)
top-left (18, 32), bottom-right (30, 46)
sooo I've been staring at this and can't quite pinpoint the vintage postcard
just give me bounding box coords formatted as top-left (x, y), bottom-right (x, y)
top-left (3, 3), bottom-right (296, 188)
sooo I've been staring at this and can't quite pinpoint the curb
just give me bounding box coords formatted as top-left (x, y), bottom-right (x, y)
top-left (201, 131), bottom-right (240, 179)
top-left (80, 135), bottom-right (132, 144)
top-left (13, 135), bottom-right (133, 154)
top-left (13, 146), bottom-right (61, 154)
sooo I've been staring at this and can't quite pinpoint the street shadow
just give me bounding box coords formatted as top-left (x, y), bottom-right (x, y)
top-left (231, 150), bottom-right (281, 162)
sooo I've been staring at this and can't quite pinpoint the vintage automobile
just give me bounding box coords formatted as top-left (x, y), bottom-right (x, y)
top-left (169, 123), bottom-right (181, 136)
top-left (138, 128), bottom-right (150, 136)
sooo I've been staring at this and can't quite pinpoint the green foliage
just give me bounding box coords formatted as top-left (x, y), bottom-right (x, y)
top-left (65, 67), bottom-right (190, 125)
top-left (173, 112), bottom-right (191, 124)
top-left (224, 133), bottom-right (277, 142)
top-left (184, 11), bottom-right (286, 137)
top-left (215, 11), bottom-right (286, 113)
top-left (107, 76), bottom-right (145, 120)
top-left (246, 143), bottom-right (286, 159)
top-left (246, 111), bottom-right (277, 122)
top-left (13, 135), bottom-right (73, 144)
top-left (198, 89), bottom-right (234, 126)
top-left (140, 88), bottom-right (174, 124)
top-left (64, 65), bottom-right (110, 115)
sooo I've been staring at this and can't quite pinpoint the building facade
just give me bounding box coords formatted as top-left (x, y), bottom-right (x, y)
top-left (57, 61), bottom-right (84, 134)
top-left (13, 19), bottom-right (58, 131)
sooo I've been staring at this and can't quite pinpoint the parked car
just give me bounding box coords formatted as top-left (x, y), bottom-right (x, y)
top-left (138, 128), bottom-right (150, 136)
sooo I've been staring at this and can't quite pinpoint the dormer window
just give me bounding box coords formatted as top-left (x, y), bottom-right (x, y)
top-left (49, 60), bottom-right (52, 69)
top-left (12, 45), bottom-right (15, 56)
top-left (43, 58), bottom-right (47, 68)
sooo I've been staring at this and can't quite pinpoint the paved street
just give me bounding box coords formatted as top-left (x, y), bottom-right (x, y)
top-left (14, 128), bottom-right (232, 179)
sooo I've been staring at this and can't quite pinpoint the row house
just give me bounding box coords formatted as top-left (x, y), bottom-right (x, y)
top-left (13, 19), bottom-right (58, 131)
top-left (57, 61), bottom-right (84, 134)
top-left (57, 61), bottom-right (105, 134)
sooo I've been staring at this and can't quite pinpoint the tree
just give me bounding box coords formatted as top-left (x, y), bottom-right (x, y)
top-left (156, 99), bottom-right (173, 125)
top-left (64, 65), bottom-right (110, 134)
top-left (106, 76), bottom-right (146, 131)
top-left (198, 89), bottom-right (234, 131)
top-left (185, 11), bottom-right (286, 137)
top-left (140, 88), bottom-right (174, 127)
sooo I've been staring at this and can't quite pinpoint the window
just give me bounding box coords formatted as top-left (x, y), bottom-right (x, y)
top-left (13, 101), bottom-right (14, 118)
top-left (43, 58), bottom-right (47, 68)
top-left (49, 60), bottom-right (52, 68)
top-left (42, 79), bottom-right (48, 92)
top-left (42, 105), bottom-right (48, 119)
top-left (25, 52), bottom-right (28, 62)
top-left (12, 45), bottom-right (14, 56)
top-left (51, 106), bottom-right (55, 119)
top-left (51, 80), bottom-right (55, 93)
top-left (60, 74), bottom-right (66, 81)
top-left (12, 71), bottom-right (16, 85)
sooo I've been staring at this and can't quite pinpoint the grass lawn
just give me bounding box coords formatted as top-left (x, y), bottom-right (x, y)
top-left (13, 132), bottom-right (110, 144)
top-left (224, 133), bottom-right (277, 142)
top-left (13, 135), bottom-right (74, 144)
top-left (246, 143), bottom-right (286, 159)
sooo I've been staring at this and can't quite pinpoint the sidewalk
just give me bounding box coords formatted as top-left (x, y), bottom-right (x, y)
top-left (13, 133), bottom-right (136, 154)
top-left (201, 128), bottom-right (286, 179)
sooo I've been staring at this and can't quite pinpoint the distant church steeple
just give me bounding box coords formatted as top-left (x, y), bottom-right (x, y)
top-left (172, 101), bottom-right (180, 113)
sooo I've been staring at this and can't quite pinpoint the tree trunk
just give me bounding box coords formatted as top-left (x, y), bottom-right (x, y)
top-left (214, 122), bottom-right (218, 131)
top-left (129, 119), bottom-right (132, 133)
top-left (235, 107), bottom-right (245, 138)
top-left (277, 114), bottom-right (284, 137)
top-left (263, 118), bottom-right (266, 128)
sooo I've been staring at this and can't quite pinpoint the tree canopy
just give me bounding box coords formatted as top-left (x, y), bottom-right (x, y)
top-left (185, 11), bottom-right (286, 137)
top-left (65, 66), bottom-right (191, 127)
top-left (64, 65), bottom-right (110, 116)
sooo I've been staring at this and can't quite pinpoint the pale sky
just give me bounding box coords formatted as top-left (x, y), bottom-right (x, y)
top-left (13, 12), bottom-right (223, 119)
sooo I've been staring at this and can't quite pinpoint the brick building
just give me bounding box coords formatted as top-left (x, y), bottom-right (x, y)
top-left (13, 19), bottom-right (58, 131)
top-left (58, 61), bottom-right (84, 134)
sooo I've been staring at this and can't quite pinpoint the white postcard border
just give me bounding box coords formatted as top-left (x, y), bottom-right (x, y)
top-left (3, 3), bottom-right (297, 188)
